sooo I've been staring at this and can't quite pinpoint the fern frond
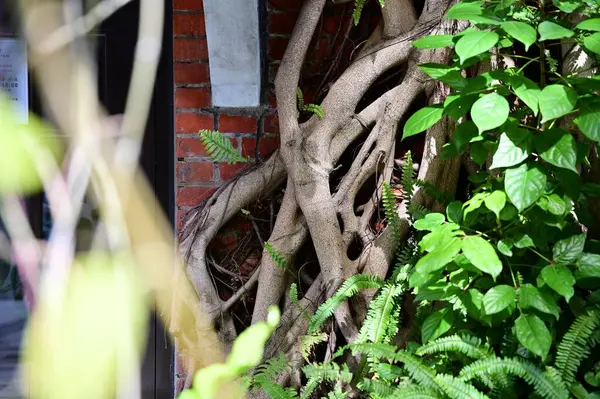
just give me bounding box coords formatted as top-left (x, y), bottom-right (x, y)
top-left (309, 274), bottom-right (383, 333)
top-left (391, 244), bottom-right (416, 282)
top-left (199, 130), bottom-right (247, 164)
top-left (382, 182), bottom-right (403, 245)
top-left (289, 283), bottom-right (310, 320)
top-left (253, 353), bottom-right (290, 383)
top-left (301, 332), bottom-right (328, 361)
top-left (407, 203), bottom-right (429, 220)
top-left (348, 342), bottom-right (398, 361)
top-left (415, 335), bottom-right (493, 360)
top-left (358, 283), bottom-right (403, 344)
top-left (265, 242), bottom-right (288, 269)
top-left (555, 309), bottom-right (600, 386)
top-left (388, 386), bottom-right (441, 399)
top-left (401, 151), bottom-right (415, 205)
top-left (460, 357), bottom-right (568, 399)
top-left (296, 88), bottom-right (304, 110)
top-left (394, 351), bottom-right (439, 391)
top-left (352, 0), bottom-right (367, 25)
top-left (358, 379), bottom-right (397, 397)
top-left (302, 104), bottom-right (325, 119)
top-left (300, 378), bottom-right (319, 399)
top-left (415, 180), bottom-right (454, 207)
top-left (435, 374), bottom-right (489, 399)
top-left (302, 363), bottom-right (353, 384)
top-left (253, 377), bottom-right (298, 399)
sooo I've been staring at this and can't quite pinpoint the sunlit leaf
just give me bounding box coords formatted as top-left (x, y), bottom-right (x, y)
top-left (538, 21), bottom-right (575, 41)
top-left (504, 163), bottom-right (547, 212)
top-left (576, 18), bottom-right (600, 31)
top-left (482, 285), bottom-right (516, 315)
top-left (413, 35), bottom-right (455, 49)
top-left (490, 128), bottom-right (532, 169)
top-left (541, 264), bottom-right (575, 301)
top-left (574, 98), bottom-right (600, 142)
top-left (583, 33), bottom-right (600, 55)
top-left (403, 105), bottom-right (444, 139)
top-left (534, 128), bottom-right (578, 173)
top-left (502, 21), bottom-right (537, 50)
top-left (553, 233), bottom-right (586, 264)
top-left (539, 85), bottom-right (577, 123)
top-left (455, 31), bottom-right (500, 65)
top-left (462, 235), bottom-right (503, 278)
top-left (422, 308), bottom-right (454, 343)
top-left (515, 314), bottom-right (551, 358)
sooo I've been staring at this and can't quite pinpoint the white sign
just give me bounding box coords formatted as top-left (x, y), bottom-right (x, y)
top-left (0, 38), bottom-right (28, 124)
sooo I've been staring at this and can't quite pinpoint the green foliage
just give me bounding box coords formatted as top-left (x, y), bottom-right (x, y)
top-left (265, 242), bottom-right (288, 269)
top-left (199, 130), bottom-right (248, 164)
top-left (297, 88), bottom-right (324, 119)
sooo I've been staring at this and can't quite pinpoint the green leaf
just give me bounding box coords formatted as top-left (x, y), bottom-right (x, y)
top-left (505, 163), bottom-right (547, 212)
top-left (541, 265), bottom-right (576, 301)
top-left (447, 201), bottom-right (463, 224)
top-left (462, 289), bottom-right (485, 319)
top-left (538, 21), bottom-right (575, 41)
top-left (514, 233), bottom-right (535, 248)
top-left (422, 309), bottom-right (454, 343)
top-left (484, 190), bottom-right (507, 219)
top-left (510, 76), bottom-right (541, 116)
top-left (552, 0), bottom-right (582, 12)
top-left (446, 1), bottom-right (484, 19)
top-left (519, 284), bottom-right (560, 319)
top-left (535, 128), bottom-right (578, 173)
top-left (490, 128), bottom-right (532, 169)
top-left (574, 98), bottom-right (600, 142)
top-left (470, 141), bottom-right (489, 166)
top-left (553, 233), bottom-right (586, 264)
top-left (413, 35), bottom-right (455, 49)
top-left (482, 285), bottom-right (516, 315)
top-left (416, 237), bottom-right (462, 274)
top-left (403, 105), bottom-right (444, 139)
top-left (539, 85), bottom-right (578, 123)
top-left (455, 31), bottom-right (500, 65)
top-left (576, 19), bottom-right (600, 31)
top-left (502, 21), bottom-right (537, 50)
top-left (498, 239), bottom-right (514, 257)
top-left (575, 253), bottom-right (600, 279)
top-left (418, 63), bottom-right (459, 79)
top-left (462, 236), bottom-right (503, 278)
top-left (471, 93), bottom-right (510, 133)
top-left (544, 194), bottom-right (568, 216)
top-left (515, 314), bottom-right (552, 358)
top-left (583, 33), bottom-right (600, 55)
top-left (444, 95), bottom-right (479, 120)
top-left (414, 213), bottom-right (446, 231)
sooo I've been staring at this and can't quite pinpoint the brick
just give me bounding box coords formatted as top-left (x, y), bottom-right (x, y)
top-left (267, 89), bottom-right (277, 108)
top-left (177, 136), bottom-right (237, 157)
top-left (211, 233), bottom-right (238, 253)
top-left (174, 63), bottom-right (210, 85)
top-left (311, 38), bottom-right (330, 61)
top-left (173, 13), bottom-right (206, 36)
top-left (268, 13), bottom-right (298, 35)
top-left (219, 163), bottom-right (248, 181)
top-left (176, 113), bottom-right (213, 133)
top-left (323, 14), bottom-right (351, 35)
top-left (176, 87), bottom-right (211, 109)
top-left (174, 38), bottom-right (208, 61)
top-left (241, 136), bottom-right (280, 158)
top-left (177, 161), bottom-right (214, 183)
top-left (218, 115), bottom-right (258, 133)
top-left (173, 0), bottom-right (203, 11)
top-left (263, 113), bottom-right (279, 134)
top-left (268, 37), bottom-right (289, 61)
top-left (177, 186), bottom-right (217, 206)
top-left (268, 0), bottom-right (302, 10)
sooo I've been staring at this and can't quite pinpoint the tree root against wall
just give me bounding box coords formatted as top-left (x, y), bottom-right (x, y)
top-left (175, 0), bottom-right (468, 390)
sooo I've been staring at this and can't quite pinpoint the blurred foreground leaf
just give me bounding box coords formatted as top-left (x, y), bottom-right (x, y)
top-left (23, 252), bottom-right (148, 399)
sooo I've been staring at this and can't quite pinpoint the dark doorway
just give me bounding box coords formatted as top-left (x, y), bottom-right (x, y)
top-left (0, 0), bottom-right (174, 398)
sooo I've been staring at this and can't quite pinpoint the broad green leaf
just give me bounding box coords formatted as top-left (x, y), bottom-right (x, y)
top-left (539, 85), bottom-right (578, 123)
top-left (583, 33), bottom-right (600, 55)
top-left (544, 194), bottom-right (568, 216)
top-left (515, 314), bottom-right (552, 358)
top-left (498, 239), bottom-right (514, 257)
top-left (502, 21), bottom-right (537, 50)
top-left (462, 289), bottom-right (484, 319)
top-left (552, 0), bottom-right (582, 12)
top-left (519, 284), bottom-right (560, 319)
top-left (484, 190), bottom-right (507, 219)
top-left (446, 1), bottom-right (484, 19)
top-left (449, 121), bottom-right (479, 152)
top-left (413, 35), bottom-right (455, 49)
top-left (463, 192), bottom-right (489, 219)
top-left (576, 253), bottom-right (600, 279)
top-left (514, 233), bottom-right (535, 248)
top-left (576, 19), bottom-right (600, 31)
top-left (535, 128), bottom-right (578, 172)
top-left (500, 204), bottom-right (518, 221)
top-left (482, 285), bottom-right (516, 315)
top-left (498, 0), bottom-right (517, 8)
top-left (414, 213), bottom-right (446, 231)
top-left (505, 163), bottom-right (547, 212)
top-left (538, 21), bottom-right (575, 41)
top-left (553, 233), bottom-right (586, 264)
top-left (510, 76), bottom-right (541, 116)
top-left (462, 235), bottom-right (503, 278)
top-left (422, 309), bottom-right (454, 343)
top-left (575, 98), bottom-right (600, 142)
top-left (541, 265), bottom-right (575, 301)
top-left (471, 93), bottom-right (510, 133)
top-left (455, 31), bottom-right (500, 65)
top-left (418, 63), bottom-right (459, 79)
top-left (403, 105), bottom-right (444, 139)
top-left (444, 95), bottom-right (479, 120)
top-left (420, 223), bottom-right (462, 252)
top-left (447, 201), bottom-right (463, 224)
top-left (490, 129), bottom-right (532, 169)
top-left (470, 141), bottom-right (489, 166)
top-left (416, 237), bottom-right (462, 274)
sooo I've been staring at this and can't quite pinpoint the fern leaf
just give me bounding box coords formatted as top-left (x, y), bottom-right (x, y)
top-left (358, 283), bottom-right (403, 344)
top-left (254, 377), bottom-right (298, 399)
top-left (300, 332), bottom-right (328, 361)
top-left (199, 130), bottom-right (247, 164)
top-left (435, 374), bottom-right (489, 399)
top-left (300, 378), bottom-right (319, 399)
top-left (401, 151), bottom-right (415, 204)
top-left (349, 342), bottom-right (398, 360)
top-left (302, 104), bottom-right (325, 119)
top-left (407, 203), bottom-right (429, 220)
top-left (555, 309), bottom-right (600, 386)
top-left (415, 180), bottom-right (454, 206)
top-left (296, 88), bottom-right (304, 110)
top-left (289, 283), bottom-right (310, 320)
top-left (395, 351), bottom-right (439, 391)
top-left (309, 274), bottom-right (383, 333)
top-left (302, 363), bottom-right (353, 384)
top-left (253, 353), bottom-right (290, 383)
top-left (389, 386), bottom-right (441, 399)
top-left (460, 357), bottom-right (568, 399)
top-left (415, 335), bottom-right (493, 360)
top-left (357, 379), bottom-right (397, 397)
top-left (265, 242), bottom-right (288, 269)
top-left (382, 182), bottom-right (403, 245)
top-left (352, 0), bottom-right (367, 25)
